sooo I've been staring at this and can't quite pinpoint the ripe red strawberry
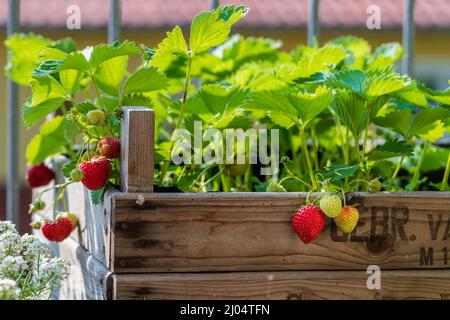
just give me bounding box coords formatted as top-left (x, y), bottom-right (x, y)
top-left (334, 206), bottom-right (359, 233)
top-left (291, 205), bottom-right (326, 244)
top-left (78, 156), bottom-right (111, 190)
top-left (56, 212), bottom-right (79, 231)
top-left (97, 136), bottom-right (121, 159)
top-left (26, 163), bottom-right (55, 188)
top-left (41, 218), bottom-right (73, 242)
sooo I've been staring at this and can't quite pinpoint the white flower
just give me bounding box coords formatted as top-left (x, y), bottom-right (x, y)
top-left (0, 231), bottom-right (22, 257)
top-left (22, 234), bottom-right (52, 264)
top-left (35, 257), bottom-right (70, 289)
top-left (0, 256), bottom-right (28, 279)
top-left (0, 221), bottom-right (17, 235)
top-left (0, 278), bottom-right (20, 300)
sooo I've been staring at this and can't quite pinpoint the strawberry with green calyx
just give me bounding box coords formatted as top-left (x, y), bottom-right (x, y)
top-left (319, 194), bottom-right (342, 218)
top-left (79, 156), bottom-right (111, 190)
top-left (26, 163), bottom-right (55, 188)
top-left (56, 212), bottom-right (79, 231)
top-left (97, 136), bottom-right (120, 159)
top-left (86, 110), bottom-right (106, 126)
top-left (334, 206), bottom-right (359, 233)
top-left (291, 205), bottom-right (326, 244)
top-left (41, 217), bottom-right (73, 242)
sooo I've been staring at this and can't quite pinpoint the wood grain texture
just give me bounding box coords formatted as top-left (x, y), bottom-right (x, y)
top-left (120, 107), bottom-right (154, 193)
top-left (111, 192), bottom-right (450, 273)
top-left (113, 270), bottom-right (450, 300)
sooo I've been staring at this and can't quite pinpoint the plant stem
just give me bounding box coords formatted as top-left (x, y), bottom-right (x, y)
top-left (159, 54), bottom-right (193, 186)
top-left (197, 167), bottom-right (225, 191)
top-left (299, 125), bottom-right (317, 190)
top-left (362, 103), bottom-right (372, 162)
top-left (279, 176), bottom-right (312, 189)
top-left (411, 141), bottom-right (429, 189)
top-left (441, 150), bottom-right (450, 191)
top-left (391, 155), bottom-right (405, 183)
top-left (90, 74), bottom-right (105, 111)
top-left (220, 165), bottom-right (232, 192)
top-left (310, 125), bottom-right (319, 171)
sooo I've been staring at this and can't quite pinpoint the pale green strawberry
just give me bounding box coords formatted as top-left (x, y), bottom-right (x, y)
top-left (86, 110), bottom-right (106, 125)
top-left (319, 195), bottom-right (342, 218)
top-left (334, 206), bottom-right (359, 233)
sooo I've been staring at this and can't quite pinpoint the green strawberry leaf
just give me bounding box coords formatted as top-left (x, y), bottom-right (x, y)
top-left (4, 33), bottom-right (52, 85)
top-left (156, 26), bottom-right (188, 57)
top-left (373, 108), bottom-right (412, 138)
top-left (89, 40), bottom-right (140, 71)
top-left (368, 140), bottom-right (414, 161)
top-left (189, 5), bottom-right (248, 55)
top-left (366, 42), bottom-right (403, 70)
top-left (94, 55), bottom-right (128, 96)
top-left (25, 116), bottom-right (67, 165)
top-left (61, 160), bottom-right (77, 178)
top-left (91, 185), bottom-right (107, 206)
top-left (23, 75), bottom-right (69, 127)
top-left (326, 36), bottom-right (371, 69)
top-left (332, 89), bottom-right (367, 138)
top-left (51, 38), bottom-right (77, 53)
top-left (123, 67), bottom-right (168, 94)
top-left (322, 163), bottom-right (359, 182)
top-left (363, 71), bottom-right (411, 97)
top-left (409, 107), bottom-right (450, 137)
top-left (75, 102), bottom-right (97, 114)
top-left (121, 93), bottom-right (154, 108)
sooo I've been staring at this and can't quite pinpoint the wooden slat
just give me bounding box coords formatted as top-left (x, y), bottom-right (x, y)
top-left (120, 107), bottom-right (154, 193)
top-left (111, 192), bottom-right (450, 273)
top-left (113, 270), bottom-right (450, 300)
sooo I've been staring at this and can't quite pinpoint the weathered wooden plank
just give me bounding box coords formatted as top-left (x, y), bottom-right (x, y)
top-left (111, 192), bottom-right (450, 273)
top-left (113, 270), bottom-right (450, 300)
top-left (33, 232), bottom-right (112, 300)
top-left (120, 107), bottom-right (154, 193)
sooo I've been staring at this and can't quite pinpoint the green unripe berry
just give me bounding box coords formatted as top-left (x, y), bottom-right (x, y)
top-left (29, 198), bottom-right (46, 213)
top-left (86, 110), bottom-right (106, 126)
top-left (70, 168), bottom-right (84, 182)
top-left (368, 178), bottom-right (382, 192)
top-left (30, 220), bottom-right (42, 229)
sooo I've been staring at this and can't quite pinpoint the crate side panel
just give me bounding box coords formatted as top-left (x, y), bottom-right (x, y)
top-left (111, 192), bottom-right (450, 272)
top-left (113, 270), bottom-right (450, 300)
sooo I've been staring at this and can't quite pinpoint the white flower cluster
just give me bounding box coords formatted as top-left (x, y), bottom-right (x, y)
top-left (0, 221), bottom-right (70, 300)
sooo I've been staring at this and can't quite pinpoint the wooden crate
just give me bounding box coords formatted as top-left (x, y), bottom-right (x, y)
top-left (37, 107), bottom-right (450, 300)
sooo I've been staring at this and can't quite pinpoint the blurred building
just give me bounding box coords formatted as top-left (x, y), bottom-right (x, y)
top-left (0, 0), bottom-right (449, 230)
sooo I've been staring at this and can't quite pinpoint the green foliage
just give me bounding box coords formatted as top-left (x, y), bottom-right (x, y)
top-left (6, 5), bottom-right (450, 202)
top-left (4, 33), bottom-right (52, 85)
top-left (25, 116), bottom-right (67, 165)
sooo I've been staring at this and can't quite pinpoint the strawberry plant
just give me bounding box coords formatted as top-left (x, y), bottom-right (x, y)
top-left (4, 5), bottom-right (450, 244)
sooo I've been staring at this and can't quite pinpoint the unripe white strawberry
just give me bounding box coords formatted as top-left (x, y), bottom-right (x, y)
top-left (319, 194), bottom-right (342, 218)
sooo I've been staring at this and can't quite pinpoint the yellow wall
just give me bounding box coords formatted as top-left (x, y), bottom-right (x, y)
top-left (1, 29), bottom-right (449, 183)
